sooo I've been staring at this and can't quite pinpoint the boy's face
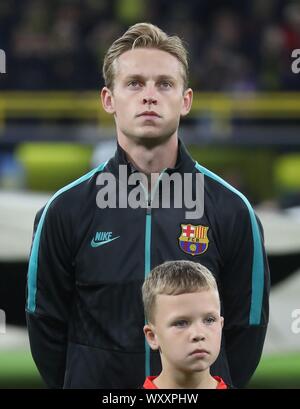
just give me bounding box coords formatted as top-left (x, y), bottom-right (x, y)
top-left (101, 48), bottom-right (193, 143)
top-left (144, 290), bottom-right (223, 374)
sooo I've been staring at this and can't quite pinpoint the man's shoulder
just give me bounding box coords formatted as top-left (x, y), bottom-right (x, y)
top-left (37, 162), bottom-right (108, 218)
top-left (195, 162), bottom-right (253, 214)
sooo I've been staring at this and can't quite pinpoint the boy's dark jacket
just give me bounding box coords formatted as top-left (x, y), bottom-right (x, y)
top-left (26, 140), bottom-right (270, 389)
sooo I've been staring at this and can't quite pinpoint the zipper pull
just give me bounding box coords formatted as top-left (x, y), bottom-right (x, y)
top-left (147, 199), bottom-right (151, 215)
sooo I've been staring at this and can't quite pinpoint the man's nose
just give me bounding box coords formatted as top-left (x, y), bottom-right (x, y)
top-left (142, 84), bottom-right (158, 105)
top-left (143, 96), bottom-right (157, 105)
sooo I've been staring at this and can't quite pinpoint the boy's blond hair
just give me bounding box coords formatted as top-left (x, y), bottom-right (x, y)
top-left (102, 22), bottom-right (189, 90)
top-left (142, 260), bottom-right (219, 324)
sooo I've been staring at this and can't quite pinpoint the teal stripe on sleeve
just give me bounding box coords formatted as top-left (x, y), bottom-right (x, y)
top-left (26, 161), bottom-right (107, 313)
top-left (195, 162), bottom-right (264, 325)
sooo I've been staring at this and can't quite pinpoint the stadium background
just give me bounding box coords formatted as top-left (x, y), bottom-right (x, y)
top-left (0, 0), bottom-right (300, 388)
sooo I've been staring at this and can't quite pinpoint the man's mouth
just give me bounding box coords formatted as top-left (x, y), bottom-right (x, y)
top-left (137, 111), bottom-right (161, 118)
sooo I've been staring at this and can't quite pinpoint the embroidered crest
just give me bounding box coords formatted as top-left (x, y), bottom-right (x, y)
top-left (178, 224), bottom-right (209, 256)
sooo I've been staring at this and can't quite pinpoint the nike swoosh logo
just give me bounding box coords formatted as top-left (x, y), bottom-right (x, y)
top-left (91, 236), bottom-right (120, 248)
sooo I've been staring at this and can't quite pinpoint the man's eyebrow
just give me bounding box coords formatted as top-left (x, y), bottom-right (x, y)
top-left (156, 75), bottom-right (177, 82)
top-left (123, 74), bottom-right (177, 82)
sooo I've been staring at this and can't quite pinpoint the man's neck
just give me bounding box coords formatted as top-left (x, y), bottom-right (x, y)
top-left (153, 368), bottom-right (218, 389)
top-left (117, 133), bottom-right (179, 175)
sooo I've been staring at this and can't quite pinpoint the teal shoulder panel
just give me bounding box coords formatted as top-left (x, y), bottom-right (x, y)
top-left (26, 161), bottom-right (107, 312)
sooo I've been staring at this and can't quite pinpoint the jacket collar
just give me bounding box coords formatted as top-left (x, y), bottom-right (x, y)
top-left (108, 137), bottom-right (195, 176)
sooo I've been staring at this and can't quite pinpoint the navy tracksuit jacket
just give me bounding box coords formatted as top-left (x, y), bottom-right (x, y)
top-left (26, 139), bottom-right (269, 388)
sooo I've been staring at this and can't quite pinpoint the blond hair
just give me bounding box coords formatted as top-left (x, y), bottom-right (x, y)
top-left (102, 22), bottom-right (189, 90)
top-left (142, 260), bottom-right (218, 324)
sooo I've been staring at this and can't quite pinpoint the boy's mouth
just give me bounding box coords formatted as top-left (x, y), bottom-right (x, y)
top-left (189, 348), bottom-right (209, 356)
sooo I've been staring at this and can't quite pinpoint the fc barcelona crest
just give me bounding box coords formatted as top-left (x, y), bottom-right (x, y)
top-left (178, 224), bottom-right (209, 256)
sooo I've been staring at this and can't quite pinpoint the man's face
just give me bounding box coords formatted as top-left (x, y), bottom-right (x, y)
top-left (101, 48), bottom-right (192, 143)
top-left (146, 290), bottom-right (223, 374)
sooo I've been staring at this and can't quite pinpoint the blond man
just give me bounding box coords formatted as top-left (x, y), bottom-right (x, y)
top-left (27, 23), bottom-right (269, 389)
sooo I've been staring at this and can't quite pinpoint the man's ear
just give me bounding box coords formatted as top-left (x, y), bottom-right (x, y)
top-left (144, 324), bottom-right (160, 351)
top-left (101, 86), bottom-right (115, 114)
top-left (180, 87), bottom-right (193, 117)
top-left (220, 316), bottom-right (224, 329)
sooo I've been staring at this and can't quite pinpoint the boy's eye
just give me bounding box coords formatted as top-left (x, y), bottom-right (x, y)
top-left (204, 316), bottom-right (217, 325)
top-left (173, 320), bottom-right (189, 328)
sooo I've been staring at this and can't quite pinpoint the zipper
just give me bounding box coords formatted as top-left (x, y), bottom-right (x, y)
top-left (144, 203), bottom-right (152, 378)
top-left (143, 169), bottom-right (166, 378)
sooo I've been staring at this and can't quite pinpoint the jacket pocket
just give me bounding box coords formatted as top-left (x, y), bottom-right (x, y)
top-left (70, 280), bottom-right (145, 352)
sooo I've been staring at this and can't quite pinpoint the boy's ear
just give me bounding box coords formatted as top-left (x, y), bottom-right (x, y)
top-left (143, 324), bottom-right (160, 351)
top-left (101, 86), bottom-right (115, 114)
top-left (220, 316), bottom-right (224, 329)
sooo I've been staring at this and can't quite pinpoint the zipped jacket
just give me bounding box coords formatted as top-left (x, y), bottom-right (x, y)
top-left (26, 140), bottom-right (269, 388)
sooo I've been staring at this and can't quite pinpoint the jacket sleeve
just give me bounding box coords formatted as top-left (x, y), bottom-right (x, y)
top-left (221, 204), bottom-right (270, 388)
top-left (26, 199), bottom-right (74, 388)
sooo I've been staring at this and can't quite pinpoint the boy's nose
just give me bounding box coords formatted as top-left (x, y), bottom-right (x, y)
top-left (191, 323), bottom-right (206, 342)
top-left (192, 333), bottom-right (206, 342)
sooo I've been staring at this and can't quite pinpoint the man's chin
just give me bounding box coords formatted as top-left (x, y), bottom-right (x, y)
top-left (139, 135), bottom-right (172, 148)
top-left (129, 130), bottom-right (176, 147)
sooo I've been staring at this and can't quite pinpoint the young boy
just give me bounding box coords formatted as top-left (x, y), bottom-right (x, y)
top-left (142, 260), bottom-right (229, 389)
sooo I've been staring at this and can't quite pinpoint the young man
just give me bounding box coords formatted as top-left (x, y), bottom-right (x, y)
top-left (26, 23), bottom-right (269, 389)
top-left (142, 260), bottom-right (229, 389)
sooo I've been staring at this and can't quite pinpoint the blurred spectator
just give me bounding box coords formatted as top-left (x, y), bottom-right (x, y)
top-left (259, 25), bottom-right (285, 90)
top-left (1, 0), bottom-right (300, 91)
top-left (281, 2), bottom-right (300, 90)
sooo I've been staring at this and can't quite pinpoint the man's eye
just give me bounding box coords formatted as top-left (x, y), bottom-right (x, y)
top-left (159, 81), bottom-right (172, 88)
top-left (128, 81), bottom-right (141, 88)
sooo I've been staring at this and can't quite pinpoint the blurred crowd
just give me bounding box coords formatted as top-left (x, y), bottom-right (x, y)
top-left (0, 0), bottom-right (300, 91)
